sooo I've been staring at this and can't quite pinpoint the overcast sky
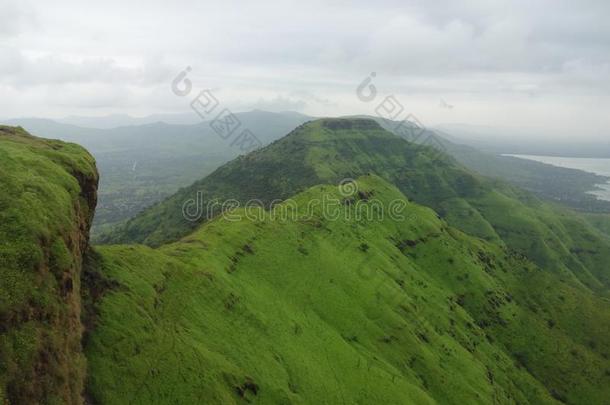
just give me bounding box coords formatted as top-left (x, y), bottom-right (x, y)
top-left (1, 0), bottom-right (609, 140)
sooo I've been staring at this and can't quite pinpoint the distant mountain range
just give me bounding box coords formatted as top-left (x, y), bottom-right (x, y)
top-left (5, 110), bottom-right (310, 129)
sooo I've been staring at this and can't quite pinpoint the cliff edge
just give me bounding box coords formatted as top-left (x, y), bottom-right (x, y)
top-left (0, 126), bottom-right (98, 404)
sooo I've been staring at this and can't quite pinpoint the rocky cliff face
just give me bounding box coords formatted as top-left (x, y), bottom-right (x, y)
top-left (0, 126), bottom-right (98, 404)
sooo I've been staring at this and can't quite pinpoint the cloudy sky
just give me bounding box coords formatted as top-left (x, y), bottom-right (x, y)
top-left (1, 0), bottom-right (609, 140)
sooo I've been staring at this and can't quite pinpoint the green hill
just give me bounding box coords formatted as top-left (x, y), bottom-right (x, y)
top-left (373, 119), bottom-right (610, 214)
top-left (0, 126), bottom-right (98, 404)
top-left (87, 175), bottom-right (610, 404)
top-left (102, 119), bottom-right (610, 293)
top-left (1, 121), bottom-right (609, 404)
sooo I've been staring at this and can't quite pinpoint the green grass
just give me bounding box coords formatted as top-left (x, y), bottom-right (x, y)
top-left (3, 121), bottom-right (610, 404)
top-left (581, 212), bottom-right (610, 238)
top-left (102, 119), bottom-right (610, 295)
top-left (88, 175), bottom-right (610, 404)
top-left (0, 126), bottom-right (98, 404)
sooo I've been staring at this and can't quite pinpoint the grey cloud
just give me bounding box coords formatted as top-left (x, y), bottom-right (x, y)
top-left (250, 96), bottom-right (307, 112)
top-left (0, 0), bottom-right (608, 138)
top-left (0, 51), bottom-right (174, 88)
top-left (0, 0), bottom-right (36, 38)
top-left (289, 90), bottom-right (336, 107)
top-left (0, 46), bottom-right (24, 75)
top-left (49, 83), bottom-right (130, 108)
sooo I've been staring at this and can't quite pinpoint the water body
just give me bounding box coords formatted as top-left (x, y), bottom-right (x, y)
top-left (504, 154), bottom-right (610, 202)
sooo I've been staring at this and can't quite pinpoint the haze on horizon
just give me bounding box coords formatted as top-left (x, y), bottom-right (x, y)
top-left (1, 0), bottom-right (609, 141)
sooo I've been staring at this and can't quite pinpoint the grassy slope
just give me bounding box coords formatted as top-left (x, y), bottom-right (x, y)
top-left (0, 126), bottom-right (98, 404)
top-left (582, 213), bottom-right (610, 238)
top-left (102, 119), bottom-right (610, 293)
top-left (365, 116), bottom-right (610, 213)
top-left (88, 175), bottom-right (610, 404)
top-left (1, 123), bottom-right (608, 404)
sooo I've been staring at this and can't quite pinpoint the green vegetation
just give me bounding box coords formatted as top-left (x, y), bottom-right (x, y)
top-left (0, 126), bottom-right (98, 404)
top-left (10, 113), bottom-right (608, 238)
top-left (334, 116), bottom-right (610, 213)
top-left (2, 119), bottom-right (610, 404)
top-left (102, 119), bottom-right (610, 293)
top-left (4, 111), bottom-right (311, 234)
top-left (582, 212), bottom-right (610, 238)
top-left (88, 175), bottom-right (610, 404)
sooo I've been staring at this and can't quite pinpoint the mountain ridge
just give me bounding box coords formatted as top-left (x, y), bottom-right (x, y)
top-left (87, 174), bottom-right (610, 404)
top-left (101, 118), bottom-right (610, 293)
top-left (1, 122), bottom-right (609, 404)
